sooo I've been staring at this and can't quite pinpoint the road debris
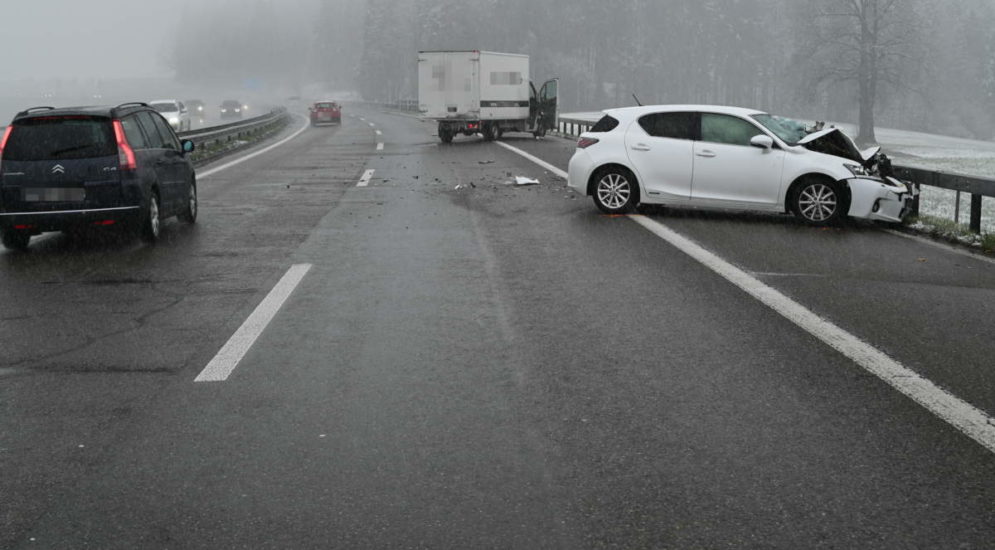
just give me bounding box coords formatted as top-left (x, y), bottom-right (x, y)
top-left (505, 176), bottom-right (540, 186)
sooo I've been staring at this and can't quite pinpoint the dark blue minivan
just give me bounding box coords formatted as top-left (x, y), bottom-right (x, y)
top-left (0, 102), bottom-right (197, 250)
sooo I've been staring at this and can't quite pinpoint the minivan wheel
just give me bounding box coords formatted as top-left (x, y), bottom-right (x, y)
top-left (140, 193), bottom-right (162, 243)
top-left (1, 231), bottom-right (31, 251)
top-left (593, 168), bottom-right (638, 214)
top-left (179, 182), bottom-right (198, 224)
top-left (793, 179), bottom-right (843, 225)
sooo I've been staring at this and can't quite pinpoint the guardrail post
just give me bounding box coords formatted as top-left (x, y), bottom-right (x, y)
top-left (970, 194), bottom-right (982, 233)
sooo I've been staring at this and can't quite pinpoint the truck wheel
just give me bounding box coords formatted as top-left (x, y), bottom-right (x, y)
top-left (482, 124), bottom-right (497, 141)
top-left (439, 129), bottom-right (453, 144)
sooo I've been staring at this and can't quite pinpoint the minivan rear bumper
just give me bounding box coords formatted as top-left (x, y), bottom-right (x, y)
top-left (0, 206), bottom-right (141, 233)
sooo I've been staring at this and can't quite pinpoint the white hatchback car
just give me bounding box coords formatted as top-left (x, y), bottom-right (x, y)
top-left (149, 99), bottom-right (192, 132)
top-left (567, 105), bottom-right (915, 225)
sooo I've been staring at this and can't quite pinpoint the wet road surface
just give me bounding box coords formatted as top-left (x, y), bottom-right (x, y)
top-left (2, 107), bottom-right (994, 549)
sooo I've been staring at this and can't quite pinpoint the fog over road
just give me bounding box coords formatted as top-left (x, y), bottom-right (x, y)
top-left (1, 106), bottom-right (993, 549)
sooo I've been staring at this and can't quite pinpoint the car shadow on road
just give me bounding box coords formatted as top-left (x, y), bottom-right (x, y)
top-left (0, 222), bottom-right (201, 263)
top-left (635, 204), bottom-right (885, 234)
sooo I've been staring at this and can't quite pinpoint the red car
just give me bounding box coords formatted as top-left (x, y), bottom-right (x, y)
top-left (309, 101), bottom-right (341, 126)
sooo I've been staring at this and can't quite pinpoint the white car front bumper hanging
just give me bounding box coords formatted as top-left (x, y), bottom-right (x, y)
top-left (846, 177), bottom-right (917, 223)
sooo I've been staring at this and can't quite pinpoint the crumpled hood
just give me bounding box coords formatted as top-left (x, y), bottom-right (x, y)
top-left (798, 128), bottom-right (881, 167)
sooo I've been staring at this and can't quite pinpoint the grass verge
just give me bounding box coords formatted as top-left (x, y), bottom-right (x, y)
top-left (905, 215), bottom-right (995, 255)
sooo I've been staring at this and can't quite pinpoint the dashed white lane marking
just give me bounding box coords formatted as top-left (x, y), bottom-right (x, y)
top-left (196, 264), bottom-right (313, 382)
top-left (198, 115), bottom-right (311, 179)
top-left (496, 141), bottom-right (995, 455)
top-left (375, 130), bottom-right (382, 135)
top-left (377, 143), bottom-right (384, 151)
top-left (357, 169), bottom-right (376, 187)
top-left (369, 122), bottom-right (376, 128)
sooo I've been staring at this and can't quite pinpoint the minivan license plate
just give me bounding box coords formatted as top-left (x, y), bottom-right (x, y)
top-left (23, 188), bottom-right (85, 202)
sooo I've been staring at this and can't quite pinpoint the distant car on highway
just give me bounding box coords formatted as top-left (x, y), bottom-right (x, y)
top-left (185, 99), bottom-right (206, 121)
top-left (220, 100), bottom-right (244, 120)
top-left (309, 101), bottom-right (341, 126)
top-left (0, 102), bottom-right (198, 250)
top-left (568, 105), bottom-right (916, 225)
top-left (149, 99), bottom-right (192, 132)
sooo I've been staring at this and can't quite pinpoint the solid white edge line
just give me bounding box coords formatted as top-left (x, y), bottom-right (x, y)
top-left (494, 141), bottom-right (568, 178)
top-left (882, 228), bottom-right (995, 266)
top-left (196, 264), bottom-right (313, 382)
top-left (630, 215), bottom-right (995, 454)
top-left (357, 169), bottom-right (376, 187)
top-left (495, 140), bottom-right (995, 455)
top-left (198, 114), bottom-right (311, 179)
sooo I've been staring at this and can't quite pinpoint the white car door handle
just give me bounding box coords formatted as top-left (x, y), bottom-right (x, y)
top-left (696, 150), bottom-right (717, 158)
top-left (631, 144), bottom-right (651, 152)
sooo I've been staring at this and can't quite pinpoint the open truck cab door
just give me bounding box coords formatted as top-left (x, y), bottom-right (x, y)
top-left (529, 78), bottom-right (559, 137)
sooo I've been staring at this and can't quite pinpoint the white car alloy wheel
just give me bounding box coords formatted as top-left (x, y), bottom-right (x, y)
top-left (797, 182), bottom-right (839, 224)
top-left (595, 172), bottom-right (635, 213)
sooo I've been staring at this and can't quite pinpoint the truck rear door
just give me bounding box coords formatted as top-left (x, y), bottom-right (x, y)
top-left (537, 79), bottom-right (559, 132)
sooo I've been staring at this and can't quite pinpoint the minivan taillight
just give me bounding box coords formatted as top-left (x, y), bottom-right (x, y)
top-left (577, 137), bottom-right (600, 149)
top-left (112, 120), bottom-right (136, 171)
top-left (0, 125), bottom-right (13, 172)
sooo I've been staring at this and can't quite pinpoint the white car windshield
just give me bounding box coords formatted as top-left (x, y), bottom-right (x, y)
top-left (751, 114), bottom-right (809, 146)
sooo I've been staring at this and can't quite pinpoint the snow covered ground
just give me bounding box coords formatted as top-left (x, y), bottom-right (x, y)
top-left (562, 112), bottom-right (995, 233)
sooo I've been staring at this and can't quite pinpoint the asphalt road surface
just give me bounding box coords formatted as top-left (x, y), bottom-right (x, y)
top-left (2, 107), bottom-right (993, 549)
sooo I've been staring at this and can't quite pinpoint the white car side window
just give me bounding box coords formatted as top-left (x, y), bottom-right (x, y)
top-left (701, 114), bottom-right (760, 147)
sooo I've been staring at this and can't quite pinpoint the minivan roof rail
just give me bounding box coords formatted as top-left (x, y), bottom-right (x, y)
top-left (16, 106), bottom-right (56, 116)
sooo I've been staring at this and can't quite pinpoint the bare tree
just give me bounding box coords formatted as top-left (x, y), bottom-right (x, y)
top-left (796, 0), bottom-right (924, 144)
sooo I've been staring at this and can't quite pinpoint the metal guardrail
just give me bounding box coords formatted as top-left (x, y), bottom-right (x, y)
top-left (891, 166), bottom-right (993, 233)
top-left (377, 99), bottom-right (420, 113)
top-left (179, 108), bottom-right (289, 153)
top-left (558, 115), bottom-right (995, 234)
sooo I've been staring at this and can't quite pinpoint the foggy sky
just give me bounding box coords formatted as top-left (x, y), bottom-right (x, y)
top-left (0, 0), bottom-right (183, 81)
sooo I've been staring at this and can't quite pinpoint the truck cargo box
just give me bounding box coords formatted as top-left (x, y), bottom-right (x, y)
top-left (418, 51), bottom-right (531, 122)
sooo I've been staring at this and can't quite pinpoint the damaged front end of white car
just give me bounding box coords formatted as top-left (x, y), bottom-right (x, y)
top-left (798, 127), bottom-right (917, 223)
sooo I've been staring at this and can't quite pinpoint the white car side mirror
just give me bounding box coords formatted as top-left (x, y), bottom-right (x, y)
top-left (750, 135), bottom-right (774, 150)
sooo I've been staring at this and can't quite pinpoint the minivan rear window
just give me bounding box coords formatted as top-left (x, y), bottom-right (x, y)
top-left (316, 103), bottom-right (337, 109)
top-left (590, 115), bottom-right (619, 133)
top-left (3, 116), bottom-right (115, 161)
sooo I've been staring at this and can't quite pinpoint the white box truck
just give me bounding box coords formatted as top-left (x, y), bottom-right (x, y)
top-left (418, 50), bottom-right (558, 143)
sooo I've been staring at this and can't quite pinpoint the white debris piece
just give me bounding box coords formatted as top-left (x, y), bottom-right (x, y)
top-left (506, 176), bottom-right (540, 186)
